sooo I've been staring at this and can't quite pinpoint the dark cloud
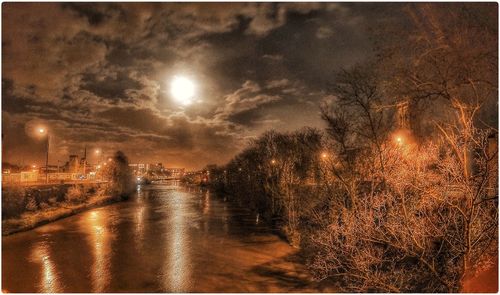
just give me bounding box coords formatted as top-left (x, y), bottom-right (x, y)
top-left (81, 71), bottom-right (143, 101)
top-left (2, 2), bottom-right (384, 169)
top-left (62, 3), bottom-right (117, 26)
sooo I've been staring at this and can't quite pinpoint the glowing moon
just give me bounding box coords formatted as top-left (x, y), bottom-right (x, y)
top-left (170, 76), bottom-right (195, 105)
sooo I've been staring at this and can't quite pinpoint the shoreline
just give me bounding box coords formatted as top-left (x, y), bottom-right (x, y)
top-left (2, 194), bottom-right (120, 236)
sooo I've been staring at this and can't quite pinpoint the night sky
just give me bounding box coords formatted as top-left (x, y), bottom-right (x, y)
top-left (2, 3), bottom-right (399, 169)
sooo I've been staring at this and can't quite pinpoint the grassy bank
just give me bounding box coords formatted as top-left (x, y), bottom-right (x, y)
top-left (2, 151), bottom-right (136, 236)
top-left (2, 182), bottom-right (129, 235)
top-left (2, 190), bottom-right (118, 236)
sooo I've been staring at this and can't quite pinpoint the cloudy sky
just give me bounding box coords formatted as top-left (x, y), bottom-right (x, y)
top-left (2, 3), bottom-right (398, 169)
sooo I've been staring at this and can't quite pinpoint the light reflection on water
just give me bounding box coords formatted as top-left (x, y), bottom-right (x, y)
top-left (163, 190), bottom-right (191, 292)
top-left (203, 191), bottom-right (211, 233)
top-left (134, 188), bottom-right (146, 253)
top-left (3, 184), bottom-right (315, 293)
top-left (85, 210), bottom-right (111, 292)
top-left (29, 240), bottom-right (62, 293)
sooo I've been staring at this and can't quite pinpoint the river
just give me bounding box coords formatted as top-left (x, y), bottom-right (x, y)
top-left (2, 183), bottom-right (320, 293)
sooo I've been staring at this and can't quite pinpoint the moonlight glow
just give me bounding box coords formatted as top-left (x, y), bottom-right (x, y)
top-left (170, 76), bottom-right (195, 106)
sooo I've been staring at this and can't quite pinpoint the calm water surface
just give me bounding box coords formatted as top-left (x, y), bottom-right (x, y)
top-left (2, 183), bottom-right (319, 292)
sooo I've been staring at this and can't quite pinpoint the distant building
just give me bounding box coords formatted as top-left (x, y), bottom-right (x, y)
top-left (68, 155), bottom-right (80, 173)
top-left (3, 171), bottom-right (39, 184)
top-left (129, 163), bottom-right (149, 175)
top-left (147, 163), bottom-right (164, 173)
top-left (164, 168), bottom-right (185, 179)
top-left (131, 163), bottom-right (185, 180)
top-left (40, 165), bottom-right (59, 173)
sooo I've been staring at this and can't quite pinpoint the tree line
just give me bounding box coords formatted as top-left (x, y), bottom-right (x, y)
top-left (207, 4), bottom-right (498, 292)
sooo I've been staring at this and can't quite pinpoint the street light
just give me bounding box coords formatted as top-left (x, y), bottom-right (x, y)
top-left (38, 127), bottom-right (49, 183)
top-left (321, 152), bottom-right (328, 159)
top-left (94, 149), bottom-right (104, 168)
top-left (271, 159), bottom-right (276, 165)
top-left (396, 136), bottom-right (403, 146)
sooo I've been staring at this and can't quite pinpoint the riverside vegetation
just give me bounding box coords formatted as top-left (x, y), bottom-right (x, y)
top-left (2, 151), bottom-right (135, 235)
top-left (207, 4), bottom-right (498, 292)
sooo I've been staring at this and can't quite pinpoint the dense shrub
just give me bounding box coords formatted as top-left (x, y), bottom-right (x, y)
top-left (65, 186), bottom-right (86, 204)
top-left (101, 151), bottom-right (135, 200)
top-left (2, 187), bottom-right (27, 219)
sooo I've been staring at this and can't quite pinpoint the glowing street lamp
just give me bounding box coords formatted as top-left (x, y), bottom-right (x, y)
top-left (94, 149), bottom-right (104, 166)
top-left (38, 126), bottom-right (50, 183)
top-left (321, 152), bottom-right (328, 159)
top-left (271, 159), bottom-right (276, 165)
top-left (396, 136), bottom-right (403, 145)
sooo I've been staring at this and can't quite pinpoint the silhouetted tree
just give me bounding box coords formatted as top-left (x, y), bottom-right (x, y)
top-left (102, 151), bottom-right (135, 200)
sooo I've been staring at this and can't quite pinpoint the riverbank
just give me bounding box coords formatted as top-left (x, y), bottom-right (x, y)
top-left (1, 180), bottom-right (135, 236)
top-left (206, 186), bottom-right (498, 293)
top-left (2, 192), bottom-right (121, 236)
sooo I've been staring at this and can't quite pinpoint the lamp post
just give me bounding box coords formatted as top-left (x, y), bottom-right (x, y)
top-left (95, 149), bottom-right (103, 181)
top-left (95, 149), bottom-right (102, 164)
top-left (39, 128), bottom-right (49, 183)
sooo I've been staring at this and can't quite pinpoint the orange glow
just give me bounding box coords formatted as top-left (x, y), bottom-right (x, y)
top-left (85, 210), bottom-right (111, 292)
top-left (392, 129), bottom-right (413, 148)
top-left (30, 242), bottom-right (62, 292)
